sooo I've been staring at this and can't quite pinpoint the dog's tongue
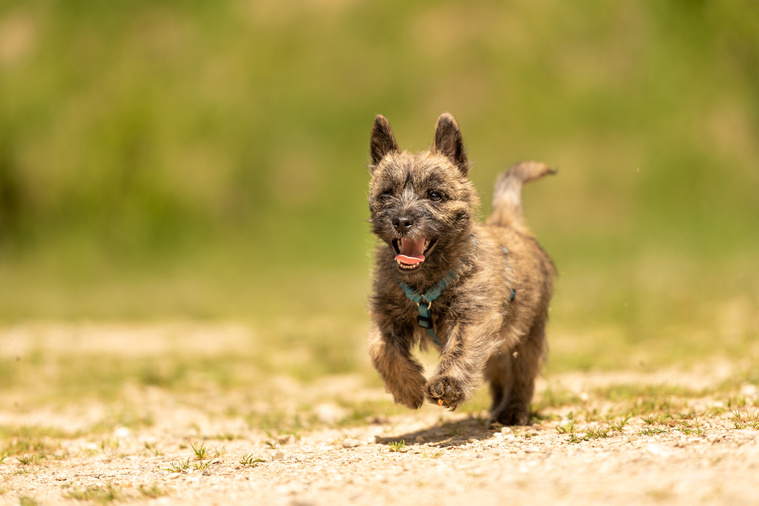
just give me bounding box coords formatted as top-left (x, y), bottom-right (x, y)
top-left (395, 238), bottom-right (425, 264)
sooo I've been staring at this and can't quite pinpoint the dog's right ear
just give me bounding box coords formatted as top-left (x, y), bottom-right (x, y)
top-left (369, 115), bottom-right (399, 169)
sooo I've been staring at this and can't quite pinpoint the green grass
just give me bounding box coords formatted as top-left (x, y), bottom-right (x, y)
top-left (388, 440), bottom-right (407, 452)
top-left (64, 483), bottom-right (122, 504)
top-left (190, 441), bottom-right (207, 461)
top-left (137, 484), bottom-right (168, 499)
top-left (165, 458), bottom-right (191, 473)
top-left (239, 454), bottom-right (265, 467)
top-left (731, 411), bottom-right (759, 430)
top-left (0, 0), bottom-right (758, 321)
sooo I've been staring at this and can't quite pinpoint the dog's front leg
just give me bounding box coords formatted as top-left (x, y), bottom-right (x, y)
top-left (426, 322), bottom-right (499, 410)
top-left (368, 320), bottom-right (426, 409)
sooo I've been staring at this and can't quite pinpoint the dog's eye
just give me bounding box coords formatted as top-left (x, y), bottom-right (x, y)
top-left (379, 189), bottom-right (394, 200)
top-left (428, 191), bottom-right (443, 202)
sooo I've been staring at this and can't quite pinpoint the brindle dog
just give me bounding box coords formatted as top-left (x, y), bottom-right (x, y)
top-left (367, 113), bottom-right (556, 425)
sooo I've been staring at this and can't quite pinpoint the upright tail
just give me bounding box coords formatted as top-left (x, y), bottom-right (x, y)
top-left (486, 161), bottom-right (555, 229)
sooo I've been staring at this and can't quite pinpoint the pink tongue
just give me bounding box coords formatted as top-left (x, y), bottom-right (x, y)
top-left (395, 238), bottom-right (425, 264)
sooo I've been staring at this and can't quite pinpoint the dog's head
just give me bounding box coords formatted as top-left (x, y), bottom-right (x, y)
top-left (368, 113), bottom-right (480, 280)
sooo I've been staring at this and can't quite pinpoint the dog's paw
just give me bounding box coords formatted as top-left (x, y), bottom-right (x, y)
top-left (425, 375), bottom-right (465, 410)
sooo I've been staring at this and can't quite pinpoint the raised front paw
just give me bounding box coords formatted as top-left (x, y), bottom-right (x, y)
top-left (425, 375), bottom-right (465, 410)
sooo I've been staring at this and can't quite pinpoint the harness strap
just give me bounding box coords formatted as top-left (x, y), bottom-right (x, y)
top-left (399, 264), bottom-right (460, 347)
top-left (398, 237), bottom-right (516, 347)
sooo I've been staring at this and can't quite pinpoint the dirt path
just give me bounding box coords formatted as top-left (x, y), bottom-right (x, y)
top-left (3, 383), bottom-right (758, 505)
top-left (1, 324), bottom-right (758, 505)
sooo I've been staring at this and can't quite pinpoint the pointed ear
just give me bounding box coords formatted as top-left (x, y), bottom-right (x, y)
top-left (369, 115), bottom-right (399, 168)
top-left (433, 112), bottom-right (468, 175)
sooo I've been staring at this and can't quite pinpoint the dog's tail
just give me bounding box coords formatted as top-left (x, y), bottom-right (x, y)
top-left (486, 161), bottom-right (555, 229)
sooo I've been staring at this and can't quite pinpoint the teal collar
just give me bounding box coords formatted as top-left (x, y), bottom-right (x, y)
top-left (399, 263), bottom-right (463, 347)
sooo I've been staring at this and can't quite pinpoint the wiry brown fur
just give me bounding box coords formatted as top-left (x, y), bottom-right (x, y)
top-left (367, 113), bottom-right (556, 426)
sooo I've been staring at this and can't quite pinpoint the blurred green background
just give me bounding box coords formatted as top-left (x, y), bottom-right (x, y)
top-left (1, 0), bottom-right (757, 372)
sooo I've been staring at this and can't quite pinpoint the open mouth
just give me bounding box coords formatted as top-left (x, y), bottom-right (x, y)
top-left (391, 238), bottom-right (438, 271)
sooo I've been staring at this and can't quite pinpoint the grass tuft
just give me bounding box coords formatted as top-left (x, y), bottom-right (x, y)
top-left (388, 440), bottom-right (406, 452)
top-left (191, 441), bottom-right (208, 461)
top-left (165, 458), bottom-right (191, 473)
top-left (64, 483), bottom-right (122, 504)
top-left (239, 454), bottom-right (265, 467)
top-left (138, 483), bottom-right (168, 498)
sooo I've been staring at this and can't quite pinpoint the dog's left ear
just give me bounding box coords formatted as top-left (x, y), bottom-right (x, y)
top-left (433, 113), bottom-right (468, 176)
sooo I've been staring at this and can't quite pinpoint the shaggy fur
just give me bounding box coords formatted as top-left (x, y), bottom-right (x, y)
top-left (367, 113), bottom-right (556, 426)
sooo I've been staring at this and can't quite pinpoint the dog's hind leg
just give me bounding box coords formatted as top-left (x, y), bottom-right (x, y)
top-left (484, 353), bottom-right (511, 418)
top-left (491, 320), bottom-right (546, 426)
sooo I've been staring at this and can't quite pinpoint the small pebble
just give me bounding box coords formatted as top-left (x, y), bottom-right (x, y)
top-left (113, 426), bottom-right (131, 440)
top-left (741, 384), bottom-right (757, 399)
top-left (278, 434), bottom-right (296, 445)
top-left (342, 438), bottom-right (361, 448)
top-left (272, 451), bottom-right (285, 460)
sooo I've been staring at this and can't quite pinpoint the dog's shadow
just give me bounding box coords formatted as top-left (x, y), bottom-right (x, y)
top-left (375, 415), bottom-right (503, 449)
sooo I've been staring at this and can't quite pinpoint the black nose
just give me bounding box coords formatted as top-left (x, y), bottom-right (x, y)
top-left (392, 216), bottom-right (414, 232)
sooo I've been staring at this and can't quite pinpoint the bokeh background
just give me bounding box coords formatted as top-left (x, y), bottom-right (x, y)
top-left (1, 0), bottom-right (758, 375)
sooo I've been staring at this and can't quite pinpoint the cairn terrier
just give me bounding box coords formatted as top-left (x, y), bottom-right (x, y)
top-left (367, 113), bottom-right (556, 426)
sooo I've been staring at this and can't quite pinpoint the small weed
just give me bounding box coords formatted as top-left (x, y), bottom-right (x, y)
top-left (138, 483), bottom-right (168, 498)
top-left (388, 440), bottom-right (406, 452)
top-left (64, 482), bottom-right (121, 504)
top-left (19, 496), bottom-right (39, 506)
top-left (556, 420), bottom-right (576, 434)
top-left (586, 426), bottom-right (611, 439)
top-left (608, 414), bottom-right (632, 432)
top-left (0, 451), bottom-right (8, 464)
top-left (641, 413), bottom-right (673, 426)
top-left (731, 410), bottom-right (759, 430)
top-left (144, 442), bottom-right (162, 457)
top-left (582, 408), bottom-right (602, 423)
top-left (239, 454), bottom-right (265, 466)
top-left (100, 439), bottom-right (119, 459)
top-left (678, 425), bottom-right (704, 436)
top-left (165, 458), bottom-right (191, 473)
top-left (704, 405), bottom-right (728, 417)
top-left (568, 426), bottom-right (611, 443)
top-left (193, 460), bottom-right (211, 470)
top-left (727, 396), bottom-right (749, 409)
top-left (639, 427), bottom-right (669, 436)
top-left (191, 441), bottom-right (207, 461)
top-left (16, 455), bottom-right (40, 466)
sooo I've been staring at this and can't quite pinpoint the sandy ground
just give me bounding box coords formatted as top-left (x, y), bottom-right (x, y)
top-left (2, 403), bottom-right (758, 505)
top-left (1, 324), bottom-right (757, 505)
